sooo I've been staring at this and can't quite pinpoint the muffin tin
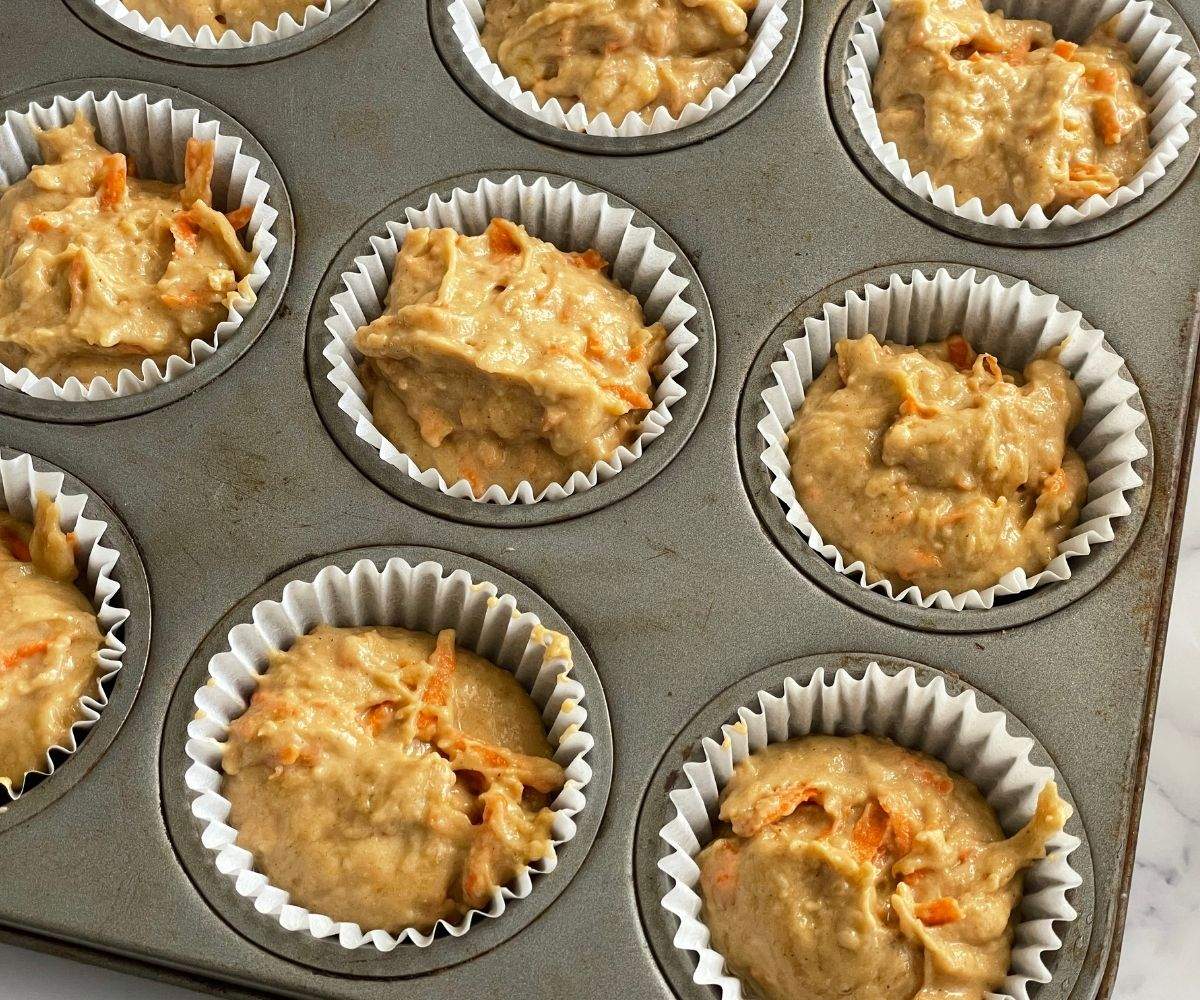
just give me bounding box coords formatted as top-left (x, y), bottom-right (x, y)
top-left (0, 0), bottom-right (1197, 998)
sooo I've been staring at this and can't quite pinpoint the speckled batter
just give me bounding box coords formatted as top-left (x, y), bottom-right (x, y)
top-left (120, 0), bottom-right (316, 36)
top-left (483, 0), bottom-right (756, 122)
top-left (223, 625), bottom-right (567, 932)
top-left (356, 218), bottom-right (666, 494)
top-left (787, 334), bottom-right (1087, 595)
top-left (874, 0), bottom-right (1150, 215)
top-left (697, 734), bottom-right (1070, 1000)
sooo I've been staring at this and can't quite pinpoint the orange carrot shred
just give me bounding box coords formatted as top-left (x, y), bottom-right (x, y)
top-left (1094, 96), bottom-right (1123, 145)
top-left (417, 629), bottom-right (457, 736)
top-left (1053, 40), bottom-right (1078, 60)
top-left (28, 215), bottom-right (53, 234)
top-left (97, 153), bottom-right (127, 210)
top-left (487, 222), bottom-right (521, 256)
top-left (851, 799), bottom-right (890, 862)
top-left (1089, 67), bottom-right (1118, 93)
top-left (915, 897), bottom-right (964, 926)
top-left (605, 383), bottom-right (652, 410)
top-left (570, 248), bottom-right (607, 270)
top-left (1, 529), bottom-right (30, 562)
top-left (3, 640), bottom-right (49, 671)
top-left (946, 335), bottom-right (973, 371)
top-left (225, 205), bottom-right (254, 230)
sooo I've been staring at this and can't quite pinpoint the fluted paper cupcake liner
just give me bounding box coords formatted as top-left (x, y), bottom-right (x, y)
top-left (0, 89), bottom-right (278, 400)
top-left (92, 0), bottom-right (345, 47)
top-left (449, 0), bottom-right (790, 136)
top-left (659, 662), bottom-right (1083, 1000)
top-left (0, 452), bottom-right (128, 800)
top-left (846, 0), bottom-right (1196, 228)
top-left (757, 267), bottom-right (1148, 610)
top-left (323, 173), bottom-right (698, 504)
top-left (184, 555), bottom-right (594, 950)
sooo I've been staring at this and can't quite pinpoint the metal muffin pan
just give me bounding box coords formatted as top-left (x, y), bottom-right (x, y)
top-left (0, 0), bottom-right (1196, 997)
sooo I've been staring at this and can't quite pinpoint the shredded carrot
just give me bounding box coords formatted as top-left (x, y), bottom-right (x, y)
top-left (981, 354), bottom-right (1002, 380)
top-left (916, 765), bottom-right (954, 795)
top-left (899, 395), bottom-right (938, 418)
top-left (605, 383), bottom-right (652, 409)
top-left (701, 840), bottom-right (741, 907)
top-left (851, 799), bottom-right (891, 862)
top-left (1088, 67), bottom-right (1118, 93)
top-left (1053, 40), bottom-right (1078, 60)
top-left (68, 255), bottom-right (87, 314)
top-left (417, 629), bottom-right (457, 736)
top-left (362, 700), bottom-right (401, 735)
top-left (224, 205), bottom-right (253, 230)
top-left (169, 212), bottom-right (199, 250)
top-left (901, 868), bottom-right (931, 885)
top-left (487, 222), bottom-right (521, 256)
top-left (880, 798), bottom-right (916, 855)
top-left (1042, 467), bottom-right (1068, 497)
top-left (1002, 38), bottom-right (1031, 64)
top-left (627, 343), bottom-right (646, 363)
top-left (946, 335), bottom-right (973, 371)
top-left (3, 640), bottom-right (49, 671)
top-left (585, 332), bottom-right (608, 359)
top-left (97, 153), bottom-right (127, 210)
top-left (182, 138), bottom-right (214, 207)
top-left (1, 529), bottom-right (30, 562)
top-left (160, 289), bottom-right (209, 309)
top-left (569, 248), bottom-right (607, 270)
top-left (915, 897), bottom-right (964, 926)
top-left (28, 215), bottom-right (53, 234)
top-left (1094, 96), bottom-right (1123, 145)
top-left (734, 784), bottom-right (824, 837)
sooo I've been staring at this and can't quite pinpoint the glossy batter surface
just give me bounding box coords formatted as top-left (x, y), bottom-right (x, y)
top-left (787, 335), bottom-right (1087, 594)
top-left (0, 494), bottom-right (102, 788)
top-left (874, 0), bottom-right (1150, 215)
top-left (697, 734), bottom-right (1070, 1000)
top-left (223, 625), bottom-right (567, 932)
top-left (120, 0), bottom-right (314, 35)
top-left (482, 0), bottom-right (755, 122)
top-left (0, 116), bottom-right (256, 386)
top-left (356, 218), bottom-right (666, 493)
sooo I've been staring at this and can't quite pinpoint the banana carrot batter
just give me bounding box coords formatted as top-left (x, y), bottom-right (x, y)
top-left (223, 625), bottom-right (567, 931)
top-left (0, 115), bottom-right (256, 386)
top-left (697, 734), bottom-right (1070, 1000)
top-left (120, 0), bottom-right (314, 36)
top-left (787, 334), bottom-right (1087, 595)
top-left (483, 0), bottom-right (756, 122)
top-left (355, 218), bottom-right (666, 494)
top-left (874, 0), bottom-right (1150, 215)
top-left (0, 494), bottom-right (102, 789)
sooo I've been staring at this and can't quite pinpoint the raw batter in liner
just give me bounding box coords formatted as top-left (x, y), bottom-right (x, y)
top-left (0, 115), bottom-right (256, 387)
top-left (697, 734), bottom-right (1070, 1000)
top-left (873, 0), bottom-right (1150, 215)
top-left (0, 494), bottom-right (102, 790)
top-left (787, 334), bottom-right (1087, 595)
top-left (482, 0), bottom-right (757, 123)
top-left (222, 625), bottom-right (567, 932)
top-left (355, 218), bottom-right (667, 494)
top-left (118, 0), bottom-right (315, 36)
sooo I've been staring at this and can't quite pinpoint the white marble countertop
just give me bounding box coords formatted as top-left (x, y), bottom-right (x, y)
top-left (1, 457), bottom-right (1196, 1000)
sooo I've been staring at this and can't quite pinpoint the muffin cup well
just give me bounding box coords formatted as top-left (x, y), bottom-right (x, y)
top-left (184, 555), bottom-right (594, 950)
top-left (757, 266), bottom-right (1148, 610)
top-left (448, 0), bottom-right (790, 136)
top-left (322, 173), bottom-right (699, 504)
top-left (846, 0), bottom-right (1197, 228)
top-left (658, 661), bottom-right (1083, 1000)
top-left (0, 451), bottom-right (127, 800)
top-left (0, 89), bottom-right (279, 401)
top-left (91, 0), bottom-right (346, 47)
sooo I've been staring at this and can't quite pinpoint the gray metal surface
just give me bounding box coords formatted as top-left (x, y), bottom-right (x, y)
top-left (0, 0), bottom-right (1196, 998)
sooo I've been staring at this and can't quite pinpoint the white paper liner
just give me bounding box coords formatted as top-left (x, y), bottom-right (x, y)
top-left (0, 90), bottom-right (278, 401)
top-left (92, 0), bottom-right (346, 47)
top-left (449, 0), bottom-right (790, 136)
top-left (757, 266), bottom-right (1148, 610)
top-left (0, 452), bottom-right (128, 800)
top-left (846, 0), bottom-right (1197, 228)
top-left (659, 662), bottom-right (1083, 1000)
top-left (184, 556), bottom-right (594, 950)
top-left (323, 174), bottom-right (699, 504)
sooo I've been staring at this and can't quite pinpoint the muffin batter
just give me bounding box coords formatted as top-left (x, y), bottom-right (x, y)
top-left (0, 115), bottom-right (256, 387)
top-left (356, 218), bottom-right (667, 494)
top-left (697, 734), bottom-right (1070, 1000)
top-left (223, 625), bottom-right (567, 932)
top-left (787, 334), bottom-right (1087, 595)
top-left (0, 494), bottom-right (102, 790)
top-left (118, 0), bottom-right (315, 36)
top-left (482, 0), bottom-right (756, 122)
top-left (874, 0), bottom-right (1150, 215)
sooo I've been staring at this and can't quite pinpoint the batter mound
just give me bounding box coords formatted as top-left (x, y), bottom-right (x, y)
top-left (697, 734), bottom-right (1071, 1000)
top-left (482, 0), bottom-right (756, 123)
top-left (0, 115), bottom-right (256, 387)
top-left (119, 0), bottom-right (315, 36)
top-left (223, 625), bottom-right (568, 932)
top-left (355, 218), bottom-right (667, 494)
top-left (0, 493), bottom-right (102, 789)
top-left (787, 334), bottom-right (1087, 595)
top-left (874, 0), bottom-right (1150, 215)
